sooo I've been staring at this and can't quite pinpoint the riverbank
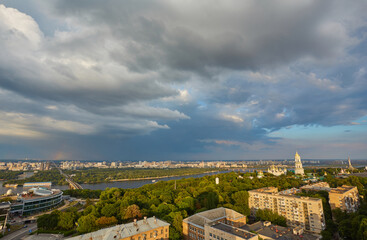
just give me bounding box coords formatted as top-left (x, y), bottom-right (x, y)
top-left (108, 170), bottom-right (220, 182)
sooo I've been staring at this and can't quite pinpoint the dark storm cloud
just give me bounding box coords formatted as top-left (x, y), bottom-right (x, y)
top-left (0, 0), bottom-right (367, 159)
top-left (49, 0), bottom-right (357, 74)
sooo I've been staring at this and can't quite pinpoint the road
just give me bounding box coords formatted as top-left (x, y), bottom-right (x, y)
top-left (52, 161), bottom-right (83, 189)
top-left (2, 223), bottom-right (37, 240)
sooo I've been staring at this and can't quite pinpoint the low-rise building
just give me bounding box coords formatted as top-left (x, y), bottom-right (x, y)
top-left (68, 216), bottom-right (169, 240)
top-left (329, 185), bottom-right (359, 213)
top-left (182, 207), bottom-right (247, 240)
top-left (248, 187), bottom-right (325, 233)
top-left (10, 186), bottom-right (63, 216)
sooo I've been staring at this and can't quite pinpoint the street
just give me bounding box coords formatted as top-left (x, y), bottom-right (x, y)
top-left (2, 223), bottom-right (37, 240)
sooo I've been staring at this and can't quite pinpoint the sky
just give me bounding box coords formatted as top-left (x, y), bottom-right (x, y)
top-left (0, 0), bottom-right (367, 160)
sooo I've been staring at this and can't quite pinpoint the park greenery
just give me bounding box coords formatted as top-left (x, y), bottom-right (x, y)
top-left (63, 189), bottom-right (103, 199)
top-left (64, 167), bottom-right (221, 184)
top-left (38, 171), bottom-right (304, 239)
top-left (4, 168), bottom-right (221, 186)
top-left (0, 170), bottom-right (23, 181)
top-left (3, 169), bottom-right (67, 186)
top-left (34, 168), bottom-right (367, 239)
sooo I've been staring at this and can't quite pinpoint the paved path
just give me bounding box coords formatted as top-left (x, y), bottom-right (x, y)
top-left (2, 223), bottom-right (37, 240)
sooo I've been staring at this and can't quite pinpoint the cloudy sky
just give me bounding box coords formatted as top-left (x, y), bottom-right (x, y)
top-left (1, 0), bottom-right (367, 160)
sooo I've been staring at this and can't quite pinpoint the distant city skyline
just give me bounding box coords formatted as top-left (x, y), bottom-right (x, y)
top-left (0, 0), bottom-right (367, 160)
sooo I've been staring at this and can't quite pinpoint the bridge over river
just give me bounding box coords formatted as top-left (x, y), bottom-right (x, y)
top-left (52, 162), bottom-right (83, 190)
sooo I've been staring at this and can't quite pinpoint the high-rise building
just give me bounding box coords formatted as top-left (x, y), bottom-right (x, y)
top-left (329, 185), bottom-right (359, 213)
top-left (294, 152), bottom-right (304, 175)
top-left (248, 187), bottom-right (325, 233)
top-left (184, 208), bottom-right (320, 240)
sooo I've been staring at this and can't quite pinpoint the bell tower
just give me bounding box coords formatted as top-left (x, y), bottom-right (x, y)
top-left (294, 151), bottom-right (304, 175)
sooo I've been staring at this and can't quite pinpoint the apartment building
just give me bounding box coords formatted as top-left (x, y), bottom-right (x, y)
top-left (248, 187), bottom-right (325, 233)
top-left (300, 182), bottom-right (331, 192)
top-left (329, 185), bottom-right (359, 213)
top-left (68, 216), bottom-right (169, 240)
top-left (182, 207), bottom-right (247, 240)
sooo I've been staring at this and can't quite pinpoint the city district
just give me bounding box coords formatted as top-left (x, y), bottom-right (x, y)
top-left (0, 152), bottom-right (364, 240)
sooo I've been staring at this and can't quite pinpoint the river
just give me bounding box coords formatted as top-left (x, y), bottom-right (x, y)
top-left (0, 169), bottom-right (255, 195)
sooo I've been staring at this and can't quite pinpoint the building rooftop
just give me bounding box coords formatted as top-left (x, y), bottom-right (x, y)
top-left (248, 187), bottom-right (278, 193)
top-left (330, 185), bottom-right (357, 194)
top-left (279, 188), bottom-right (301, 195)
top-left (19, 189), bottom-right (62, 201)
top-left (250, 187), bottom-right (321, 202)
top-left (241, 222), bottom-right (320, 240)
top-left (67, 217), bottom-right (169, 240)
top-left (183, 207), bottom-right (245, 228)
top-left (23, 182), bottom-right (52, 186)
top-left (211, 223), bottom-right (257, 240)
top-left (300, 182), bottom-right (331, 191)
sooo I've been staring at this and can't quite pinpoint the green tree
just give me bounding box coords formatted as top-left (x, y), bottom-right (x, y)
top-left (77, 214), bottom-right (97, 233)
top-left (171, 212), bottom-right (183, 233)
top-left (95, 216), bottom-right (118, 228)
top-left (231, 191), bottom-right (250, 215)
top-left (255, 209), bottom-right (287, 227)
top-left (169, 227), bottom-right (181, 240)
top-left (122, 204), bottom-right (142, 220)
top-left (176, 196), bottom-right (195, 213)
top-left (37, 212), bottom-right (59, 230)
top-left (358, 218), bottom-right (367, 240)
top-left (58, 212), bottom-right (75, 230)
top-left (321, 230), bottom-right (333, 240)
top-left (101, 203), bottom-right (118, 217)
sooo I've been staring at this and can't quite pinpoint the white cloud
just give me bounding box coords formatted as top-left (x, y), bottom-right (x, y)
top-left (221, 114), bottom-right (244, 123)
top-left (0, 111), bottom-right (94, 137)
